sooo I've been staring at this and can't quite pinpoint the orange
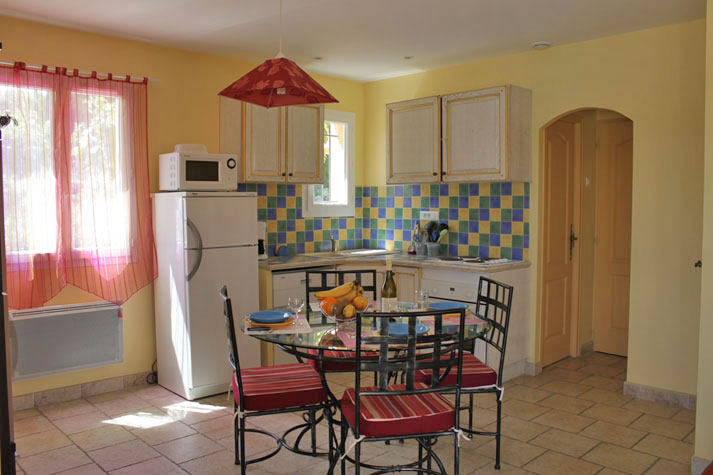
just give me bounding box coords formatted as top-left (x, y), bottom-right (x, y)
top-left (320, 297), bottom-right (338, 316)
top-left (352, 296), bottom-right (369, 311)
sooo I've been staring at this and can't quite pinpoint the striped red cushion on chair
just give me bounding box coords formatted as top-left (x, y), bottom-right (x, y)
top-left (415, 353), bottom-right (497, 388)
top-left (341, 383), bottom-right (455, 438)
top-left (307, 349), bottom-right (379, 372)
top-left (233, 363), bottom-right (325, 411)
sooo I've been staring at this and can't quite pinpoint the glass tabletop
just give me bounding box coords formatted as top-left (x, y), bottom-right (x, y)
top-left (242, 306), bottom-right (489, 353)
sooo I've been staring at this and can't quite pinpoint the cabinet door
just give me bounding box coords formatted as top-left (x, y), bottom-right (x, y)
top-left (243, 103), bottom-right (285, 182)
top-left (442, 87), bottom-right (506, 182)
top-left (286, 104), bottom-right (324, 184)
top-left (219, 96), bottom-right (242, 155)
top-left (386, 97), bottom-right (440, 184)
top-left (394, 266), bottom-right (419, 302)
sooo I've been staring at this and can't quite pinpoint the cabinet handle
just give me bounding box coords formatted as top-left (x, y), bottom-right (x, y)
top-left (289, 173), bottom-right (293, 176)
top-left (432, 172), bottom-right (437, 176)
top-left (442, 171), bottom-right (447, 176)
top-left (282, 173), bottom-right (286, 177)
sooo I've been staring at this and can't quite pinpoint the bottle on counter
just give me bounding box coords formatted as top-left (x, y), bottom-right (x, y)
top-left (381, 258), bottom-right (397, 311)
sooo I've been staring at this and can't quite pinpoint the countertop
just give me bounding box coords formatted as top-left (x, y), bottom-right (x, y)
top-left (259, 251), bottom-right (530, 273)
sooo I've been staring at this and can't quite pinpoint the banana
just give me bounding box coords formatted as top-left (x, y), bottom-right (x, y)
top-left (315, 281), bottom-right (355, 300)
top-left (338, 288), bottom-right (358, 304)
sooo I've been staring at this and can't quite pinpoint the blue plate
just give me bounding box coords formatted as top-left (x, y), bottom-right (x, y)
top-left (428, 302), bottom-right (469, 311)
top-left (388, 323), bottom-right (429, 336)
top-left (247, 310), bottom-right (291, 324)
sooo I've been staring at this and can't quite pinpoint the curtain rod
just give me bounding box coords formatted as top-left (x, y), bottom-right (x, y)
top-left (0, 61), bottom-right (160, 83)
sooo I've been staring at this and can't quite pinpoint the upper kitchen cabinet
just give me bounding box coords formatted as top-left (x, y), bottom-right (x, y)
top-left (219, 97), bottom-right (324, 184)
top-left (386, 96), bottom-right (440, 184)
top-left (442, 85), bottom-right (531, 182)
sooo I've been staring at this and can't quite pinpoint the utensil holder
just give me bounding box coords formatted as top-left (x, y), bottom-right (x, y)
top-left (426, 242), bottom-right (440, 257)
top-left (416, 242), bottom-right (427, 256)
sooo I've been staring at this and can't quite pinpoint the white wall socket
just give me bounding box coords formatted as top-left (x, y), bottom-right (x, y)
top-left (420, 210), bottom-right (439, 221)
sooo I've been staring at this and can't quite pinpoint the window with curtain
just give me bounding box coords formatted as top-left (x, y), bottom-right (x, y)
top-left (0, 63), bottom-right (156, 309)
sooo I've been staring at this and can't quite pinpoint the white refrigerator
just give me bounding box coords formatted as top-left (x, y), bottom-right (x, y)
top-left (153, 191), bottom-right (261, 400)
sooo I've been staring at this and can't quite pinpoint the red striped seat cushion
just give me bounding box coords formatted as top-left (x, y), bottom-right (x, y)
top-left (341, 383), bottom-right (455, 438)
top-left (307, 349), bottom-right (379, 372)
top-left (233, 363), bottom-right (325, 411)
top-left (414, 353), bottom-right (497, 388)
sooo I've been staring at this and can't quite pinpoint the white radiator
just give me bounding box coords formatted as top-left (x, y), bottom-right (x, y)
top-left (9, 302), bottom-right (123, 380)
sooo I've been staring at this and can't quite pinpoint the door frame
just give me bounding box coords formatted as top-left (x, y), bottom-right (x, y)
top-left (537, 112), bottom-right (584, 367)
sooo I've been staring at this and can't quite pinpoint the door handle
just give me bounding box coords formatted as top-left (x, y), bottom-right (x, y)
top-left (186, 218), bottom-right (203, 281)
top-left (569, 225), bottom-right (578, 260)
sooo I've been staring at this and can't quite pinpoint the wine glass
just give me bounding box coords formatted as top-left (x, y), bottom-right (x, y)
top-left (415, 289), bottom-right (429, 309)
top-left (287, 296), bottom-right (305, 319)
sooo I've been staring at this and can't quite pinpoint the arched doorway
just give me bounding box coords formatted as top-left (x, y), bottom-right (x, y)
top-left (539, 109), bottom-right (633, 368)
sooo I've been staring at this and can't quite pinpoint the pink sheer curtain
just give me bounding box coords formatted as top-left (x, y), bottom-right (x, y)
top-left (0, 63), bottom-right (156, 309)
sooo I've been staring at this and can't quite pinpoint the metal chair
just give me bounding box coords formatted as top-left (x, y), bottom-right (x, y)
top-left (332, 308), bottom-right (468, 475)
top-left (416, 277), bottom-right (514, 469)
top-left (220, 286), bottom-right (332, 474)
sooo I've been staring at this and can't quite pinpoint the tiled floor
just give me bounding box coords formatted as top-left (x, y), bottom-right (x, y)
top-left (12, 352), bottom-right (696, 474)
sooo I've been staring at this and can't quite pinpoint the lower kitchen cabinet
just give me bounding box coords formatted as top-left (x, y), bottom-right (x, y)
top-left (336, 263), bottom-right (420, 303)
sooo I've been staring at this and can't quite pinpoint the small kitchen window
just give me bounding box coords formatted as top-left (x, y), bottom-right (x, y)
top-left (302, 110), bottom-right (355, 217)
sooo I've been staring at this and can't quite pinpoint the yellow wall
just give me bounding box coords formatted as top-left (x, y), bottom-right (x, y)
top-left (695, 0), bottom-right (713, 464)
top-left (0, 15), bottom-right (365, 396)
top-left (363, 21), bottom-right (705, 394)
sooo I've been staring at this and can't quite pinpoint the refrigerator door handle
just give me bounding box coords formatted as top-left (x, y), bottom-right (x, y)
top-left (186, 218), bottom-right (203, 281)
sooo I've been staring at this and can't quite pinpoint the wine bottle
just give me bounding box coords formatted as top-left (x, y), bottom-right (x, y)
top-left (381, 259), bottom-right (397, 311)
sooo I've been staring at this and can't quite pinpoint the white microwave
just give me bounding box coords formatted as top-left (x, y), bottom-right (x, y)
top-left (159, 144), bottom-right (238, 191)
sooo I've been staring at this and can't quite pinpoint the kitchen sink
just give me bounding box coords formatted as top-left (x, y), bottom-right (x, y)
top-left (337, 249), bottom-right (400, 256)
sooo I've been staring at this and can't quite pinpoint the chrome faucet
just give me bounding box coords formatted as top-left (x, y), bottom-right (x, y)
top-left (330, 236), bottom-right (337, 252)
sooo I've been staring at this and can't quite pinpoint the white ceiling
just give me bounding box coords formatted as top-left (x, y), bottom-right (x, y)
top-left (0, 0), bottom-right (705, 82)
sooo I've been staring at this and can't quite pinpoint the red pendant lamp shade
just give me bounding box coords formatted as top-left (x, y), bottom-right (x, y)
top-left (219, 57), bottom-right (338, 108)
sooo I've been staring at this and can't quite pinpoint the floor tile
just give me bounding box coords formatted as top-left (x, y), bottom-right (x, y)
top-left (577, 364), bottom-right (623, 378)
top-left (126, 385), bottom-right (176, 401)
top-left (16, 429), bottom-right (72, 457)
top-left (582, 442), bottom-right (657, 474)
top-left (69, 425), bottom-right (136, 452)
top-left (578, 388), bottom-right (632, 407)
top-left (87, 439), bottom-right (160, 471)
top-left (15, 409), bottom-right (41, 421)
top-left (475, 436), bottom-right (546, 467)
top-left (179, 450), bottom-right (245, 474)
top-left (131, 421), bottom-right (196, 446)
top-left (500, 399), bottom-right (551, 420)
top-left (52, 411), bottom-right (112, 436)
top-left (579, 420), bottom-right (647, 448)
top-left (17, 445), bottom-right (92, 475)
top-left (578, 375), bottom-right (624, 392)
top-left (471, 462), bottom-right (530, 474)
top-left (529, 428), bottom-right (600, 457)
top-left (538, 394), bottom-right (594, 414)
top-left (684, 430), bottom-right (695, 444)
top-left (531, 410), bottom-right (596, 433)
top-left (621, 398), bottom-right (679, 418)
top-left (672, 408), bottom-right (696, 424)
top-left (632, 433), bottom-right (694, 464)
top-left (483, 416), bottom-right (549, 442)
top-left (523, 450), bottom-right (601, 475)
top-left (581, 353), bottom-right (625, 366)
top-left (154, 433), bottom-right (224, 464)
top-left (55, 464), bottom-right (105, 475)
top-left (538, 381), bottom-right (590, 397)
top-left (14, 415), bottom-right (55, 438)
top-left (161, 401), bottom-right (229, 425)
top-left (190, 414), bottom-right (236, 440)
top-left (628, 413), bottom-right (694, 440)
top-left (91, 395), bottom-right (153, 417)
top-left (506, 374), bottom-right (557, 389)
top-left (579, 403), bottom-right (642, 426)
top-left (38, 400), bottom-right (96, 421)
top-left (543, 368), bottom-right (589, 382)
top-left (553, 358), bottom-right (588, 371)
top-left (644, 458), bottom-right (691, 474)
top-left (503, 385), bottom-right (551, 403)
top-left (109, 456), bottom-right (187, 474)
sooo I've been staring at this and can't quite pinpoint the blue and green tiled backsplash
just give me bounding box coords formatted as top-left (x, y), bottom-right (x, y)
top-left (237, 182), bottom-right (530, 261)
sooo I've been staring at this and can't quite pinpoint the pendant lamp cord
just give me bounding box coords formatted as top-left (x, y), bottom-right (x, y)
top-left (277, 0), bottom-right (285, 58)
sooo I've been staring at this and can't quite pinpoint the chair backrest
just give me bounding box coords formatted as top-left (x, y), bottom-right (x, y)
top-left (353, 308), bottom-right (467, 437)
top-left (473, 277), bottom-right (514, 385)
top-left (305, 269), bottom-right (378, 319)
top-left (219, 285), bottom-right (245, 409)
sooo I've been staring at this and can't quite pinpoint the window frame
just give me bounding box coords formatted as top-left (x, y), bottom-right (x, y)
top-left (302, 109), bottom-right (355, 218)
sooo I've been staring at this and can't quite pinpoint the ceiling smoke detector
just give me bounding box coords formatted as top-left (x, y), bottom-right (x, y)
top-left (530, 41), bottom-right (552, 50)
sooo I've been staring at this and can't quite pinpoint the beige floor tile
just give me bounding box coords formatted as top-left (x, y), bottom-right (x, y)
top-left (582, 442), bottom-right (657, 474)
top-left (578, 388), bottom-right (632, 407)
top-left (86, 391), bottom-right (133, 404)
top-left (126, 384), bottom-right (177, 401)
top-left (52, 411), bottom-right (113, 436)
top-left (55, 464), bottom-right (105, 474)
top-left (14, 415), bottom-right (55, 438)
top-left (628, 413), bottom-right (693, 440)
top-left (523, 450), bottom-right (601, 475)
top-left (91, 395), bottom-right (153, 417)
top-left (503, 385), bottom-right (551, 403)
top-left (538, 381), bottom-right (590, 397)
top-left (500, 399), bottom-right (550, 420)
top-left (531, 410), bottom-right (596, 433)
top-left (597, 469), bottom-right (628, 475)
top-left (69, 425), bottom-right (136, 452)
top-left (109, 456), bottom-right (187, 474)
top-left (463, 408), bottom-right (499, 431)
top-left (672, 408), bottom-right (696, 424)
top-left (482, 416), bottom-right (549, 442)
top-left (553, 358), bottom-right (588, 371)
top-left (581, 353), bottom-right (625, 366)
top-left (632, 433), bottom-right (694, 464)
top-left (88, 439), bottom-right (160, 472)
top-left (621, 398), bottom-right (679, 418)
top-left (471, 393), bottom-right (499, 409)
top-left (102, 406), bottom-right (177, 430)
top-left (579, 420), bottom-right (646, 448)
top-left (132, 421), bottom-right (196, 446)
top-left (529, 428), bottom-right (600, 457)
top-left (16, 429), bottom-right (72, 457)
top-left (17, 445), bottom-right (92, 475)
top-left (474, 436), bottom-right (546, 467)
top-left (684, 430), bottom-right (695, 444)
top-left (180, 450), bottom-right (244, 474)
top-left (542, 368), bottom-right (588, 382)
top-left (162, 401), bottom-right (230, 425)
top-left (578, 375), bottom-right (624, 392)
top-left (577, 364), bottom-right (623, 378)
top-left (38, 400), bottom-right (96, 421)
top-left (470, 462), bottom-right (530, 474)
top-left (538, 394), bottom-right (594, 414)
top-left (190, 414), bottom-right (235, 440)
top-left (506, 373), bottom-right (557, 389)
top-left (645, 458), bottom-right (690, 474)
top-left (580, 404), bottom-right (642, 426)
top-left (154, 433), bottom-right (224, 464)
top-left (15, 409), bottom-right (41, 421)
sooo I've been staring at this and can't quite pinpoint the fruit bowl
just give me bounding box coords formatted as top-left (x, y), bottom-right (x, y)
top-left (316, 281), bottom-right (370, 321)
